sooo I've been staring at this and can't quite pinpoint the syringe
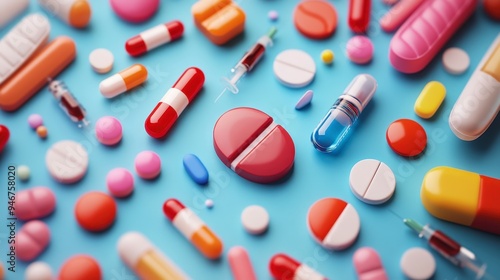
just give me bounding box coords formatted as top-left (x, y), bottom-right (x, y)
top-left (217, 27), bottom-right (277, 101)
top-left (48, 79), bottom-right (89, 127)
top-left (404, 218), bottom-right (490, 279)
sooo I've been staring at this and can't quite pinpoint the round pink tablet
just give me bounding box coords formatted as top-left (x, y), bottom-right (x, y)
top-left (28, 114), bottom-right (43, 129)
top-left (95, 116), bottom-right (122, 146)
top-left (110, 0), bottom-right (159, 23)
top-left (16, 220), bottom-right (51, 261)
top-left (16, 186), bottom-right (56, 221)
top-left (346, 36), bottom-right (374, 64)
top-left (134, 151), bottom-right (161, 179)
top-left (106, 168), bottom-right (134, 198)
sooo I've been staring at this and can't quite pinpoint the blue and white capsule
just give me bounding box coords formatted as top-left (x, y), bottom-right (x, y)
top-left (311, 74), bottom-right (377, 153)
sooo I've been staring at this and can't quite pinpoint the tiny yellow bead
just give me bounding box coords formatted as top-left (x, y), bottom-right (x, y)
top-left (321, 49), bottom-right (334, 64)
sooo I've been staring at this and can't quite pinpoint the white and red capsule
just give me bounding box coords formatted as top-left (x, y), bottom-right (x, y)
top-left (145, 67), bottom-right (204, 138)
top-left (269, 254), bottom-right (328, 280)
top-left (125, 20), bottom-right (184, 56)
top-left (163, 198), bottom-right (223, 259)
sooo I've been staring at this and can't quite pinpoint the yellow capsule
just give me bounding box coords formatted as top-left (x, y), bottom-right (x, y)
top-left (414, 81), bottom-right (446, 119)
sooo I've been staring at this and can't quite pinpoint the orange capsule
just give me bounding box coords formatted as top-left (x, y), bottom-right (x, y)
top-left (163, 198), bottom-right (223, 259)
top-left (99, 64), bottom-right (148, 98)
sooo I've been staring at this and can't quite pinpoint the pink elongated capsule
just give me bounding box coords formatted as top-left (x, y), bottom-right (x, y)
top-left (125, 20), bottom-right (184, 56)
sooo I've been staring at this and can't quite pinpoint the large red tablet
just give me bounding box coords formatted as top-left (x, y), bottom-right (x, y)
top-left (213, 107), bottom-right (295, 184)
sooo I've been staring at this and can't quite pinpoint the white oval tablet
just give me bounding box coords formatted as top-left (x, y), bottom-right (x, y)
top-left (350, 159), bottom-right (396, 205)
top-left (400, 247), bottom-right (436, 280)
top-left (241, 205), bottom-right (269, 235)
top-left (442, 48), bottom-right (469, 75)
top-left (295, 90), bottom-right (313, 110)
top-left (273, 49), bottom-right (316, 88)
top-left (89, 48), bottom-right (114, 74)
top-left (45, 140), bottom-right (88, 184)
top-left (25, 261), bottom-right (53, 280)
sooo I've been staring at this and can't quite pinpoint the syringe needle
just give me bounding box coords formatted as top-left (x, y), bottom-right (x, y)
top-left (214, 88), bottom-right (226, 103)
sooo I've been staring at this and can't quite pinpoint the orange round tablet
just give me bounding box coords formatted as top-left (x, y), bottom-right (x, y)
top-left (75, 191), bottom-right (117, 232)
top-left (484, 0), bottom-right (500, 20)
top-left (293, 0), bottom-right (338, 39)
top-left (59, 255), bottom-right (102, 280)
top-left (386, 119), bottom-right (427, 157)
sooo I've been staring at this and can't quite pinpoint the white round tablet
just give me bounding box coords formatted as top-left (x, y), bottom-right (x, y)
top-left (25, 261), bottom-right (53, 280)
top-left (400, 248), bottom-right (436, 280)
top-left (45, 140), bottom-right (89, 184)
top-left (349, 159), bottom-right (396, 205)
top-left (442, 48), bottom-right (469, 75)
top-left (273, 49), bottom-right (316, 88)
top-left (241, 205), bottom-right (269, 235)
top-left (89, 48), bottom-right (114, 74)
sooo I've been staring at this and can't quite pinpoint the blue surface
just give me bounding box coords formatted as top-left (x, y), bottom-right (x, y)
top-left (0, 0), bottom-right (499, 279)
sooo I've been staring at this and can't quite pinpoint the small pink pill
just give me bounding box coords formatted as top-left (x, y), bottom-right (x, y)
top-left (106, 168), bottom-right (134, 198)
top-left (28, 114), bottom-right (43, 129)
top-left (134, 150), bottom-right (161, 179)
top-left (228, 246), bottom-right (257, 280)
top-left (353, 247), bottom-right (388, 280)
top-left (15, 187), bottom-right (56, 221)
top-left (16, 220), bottom-right (51, 261)
top-left (95, 116), bottom-right (123, 146)
top-left (346, 36), bottom-right (374, 64)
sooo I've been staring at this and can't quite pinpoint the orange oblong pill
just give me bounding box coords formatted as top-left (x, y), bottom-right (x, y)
top-left (192, 0), bottom-right (245, 45)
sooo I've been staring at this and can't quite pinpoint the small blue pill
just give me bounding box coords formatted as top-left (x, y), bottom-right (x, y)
top-left (183, 154), bottom-right (209, 185)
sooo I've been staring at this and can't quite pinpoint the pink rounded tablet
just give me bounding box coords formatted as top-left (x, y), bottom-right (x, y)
top-left (353, 247), bottom-right (388, 280)
top-left (106, 168), bottom-right (134, 198)
top-left (346, 36), bottom-right (374, 64)
top-left (95, 116), bottom-right (122, 146)
top-left (16, 220), bottom-right (51, 261)
top-left (110, 0), bottom-right (159, 23)
top-left (28, 114), bottom-right (43, 129)
top-left (15, 187), bottom-right (56, 221)
top-left (134, 151), bottom-right (161, 179)
top-left (228, 246), bottom-right (257, 280)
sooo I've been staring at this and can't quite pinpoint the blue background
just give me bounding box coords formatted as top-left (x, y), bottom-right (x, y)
top-left (1, 0), bottom-right (499, 279)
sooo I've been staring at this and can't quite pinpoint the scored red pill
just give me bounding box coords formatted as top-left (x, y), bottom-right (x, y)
top-left (293, 0), bottom-right (338, 39)
top-left (213, 107), bottom-right (295, 184)
top-left (125, 20), bottom-right (184, 57)
top-left (145, 67), bottom-right (204, 139)
top-left (349, 0), bottom-right (371, 33)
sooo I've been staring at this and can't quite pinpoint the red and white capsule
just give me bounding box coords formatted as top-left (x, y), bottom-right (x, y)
top-left (163, 198), bottom-right (223, 259)
top-left (145, 67), bottom-right (205, 138)
top-left (269, 254), bottom-right (328, 280)
top-left (125, 20), bottom-right (184, 56)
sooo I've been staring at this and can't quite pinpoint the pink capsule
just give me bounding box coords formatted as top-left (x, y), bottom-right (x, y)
top-left (125, 20), bottom-right (184, 56)
top-left (15, 187), bottom-right (56, 221)
top-left (16, 220), bottom-right (51, 261)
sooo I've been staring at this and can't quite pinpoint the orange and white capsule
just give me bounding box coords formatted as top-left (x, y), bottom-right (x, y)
top-left (163, 198), bottom-right (223, 259)
top-left (99, 64), bottom-right (148, 98)
top-left (39, 0), bottom-right (91, 28)
top-left (125, 20), bottom-right (184, 57)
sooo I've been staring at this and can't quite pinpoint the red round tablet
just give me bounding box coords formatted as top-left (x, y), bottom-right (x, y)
top-left (213, 107), bottom-right (295, 184)
top-left (293, 0), bottom-right (338, 39)
top-left (386, 119), bottom-right (427, 157)
top-left (59, 255), bottom-right (102, 280)
top-left (484, 0), bottom-right (500, 20)
top-left (75, 192), bottom-right (117, 232)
